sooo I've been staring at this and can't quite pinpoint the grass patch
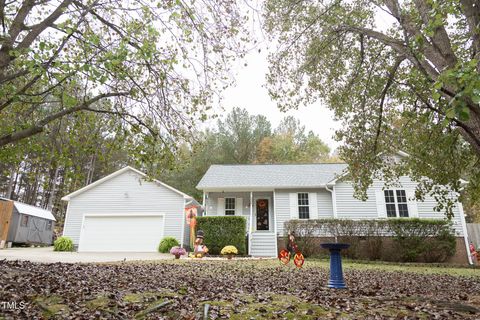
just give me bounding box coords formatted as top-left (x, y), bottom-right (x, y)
top-left (85, 295), bottom-right (110, 309)
top-left (34, 295), bottom-right (70, 319)
top-left (148, 258), bottom-right (480, 277)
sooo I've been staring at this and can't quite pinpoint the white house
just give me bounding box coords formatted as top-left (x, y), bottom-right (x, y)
top-left (62, 166), bottom-right (192, 252)
top-left (197, 160), bottom-right (471, 263)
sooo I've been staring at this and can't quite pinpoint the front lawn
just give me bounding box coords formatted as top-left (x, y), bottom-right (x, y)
top-left (0, 259), bottom-right (479, 319)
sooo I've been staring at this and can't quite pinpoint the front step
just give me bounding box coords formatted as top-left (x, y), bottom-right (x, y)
top-left (249, 232), bottom-right (277, 257)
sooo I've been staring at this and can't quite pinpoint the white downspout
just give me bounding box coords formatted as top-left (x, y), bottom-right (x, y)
top-left (325, 184), bottom-right (338, 242)
top-left (458, 201), bottom-right (473, 265)
top-left (325, 184), bottom-right (337, 218)
top-left (202, 191), bottom-right (206, 216)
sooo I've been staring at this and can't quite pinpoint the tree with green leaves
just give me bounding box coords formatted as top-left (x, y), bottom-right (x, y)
top-left (257, 116), bottom-right (330, 163)
top-left (217, 107), bottom-right (272, 163)
top-left (264, 0), bottom-right (480, 217)
top-left (0, 0), bottom-right (247, 152)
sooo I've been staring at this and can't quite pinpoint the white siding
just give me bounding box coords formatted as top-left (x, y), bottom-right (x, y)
top-left (334, 176), bottom-right (464, 235)
top-left (205, 192), bottom-right (272, 232)
top-left (63, 170), bottom-right (185, 246)
top-left (275, 191), bottom-right (291, 236)
top-left (317, 190), bottom-right (334, 218)
top-left (275, 189), bottom-right (334, 236)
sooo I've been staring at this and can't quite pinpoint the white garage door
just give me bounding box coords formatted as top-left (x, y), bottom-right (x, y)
top-left (78, 215), bottom-right (164, 252)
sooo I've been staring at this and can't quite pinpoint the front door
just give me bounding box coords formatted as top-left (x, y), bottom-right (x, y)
top-left (256, 199), bottom-right (269, 231)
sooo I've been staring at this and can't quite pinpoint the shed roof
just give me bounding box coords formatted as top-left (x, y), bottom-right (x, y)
top-left (0, 198), bottom-right (56, 221)
top-left (196, 163), bottom-right (348, 190)
top-left (61, 166), bottom-right (192, 201)
top-left (14, 202), bottom-right (56, 221)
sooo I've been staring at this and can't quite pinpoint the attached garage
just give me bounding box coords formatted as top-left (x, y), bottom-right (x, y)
top-left (62, 167), bottom-right (192, 252)
top-left (78, 214), bottom-right (164, 252)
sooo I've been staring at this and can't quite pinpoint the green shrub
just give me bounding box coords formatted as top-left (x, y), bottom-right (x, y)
top-left (389, 218), bottom-right (456, 262)
top-left (158, 237), bottom-right (180, 253)
top-left (53, 236), bottom-right (74, 252)
top-left (196, 216), bottom-right (246, 255)
top-left (284, 218), bottom-right (457, 262)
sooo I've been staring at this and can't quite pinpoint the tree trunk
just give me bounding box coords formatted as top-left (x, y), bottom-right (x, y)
top-left (47, 166), bottom-right (60, 211)
top-left (5, 166), bottom-right (16, 199)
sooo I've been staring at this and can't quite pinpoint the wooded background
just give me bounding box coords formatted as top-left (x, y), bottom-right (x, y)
top-left (0, 107), bottom-right (337, 229)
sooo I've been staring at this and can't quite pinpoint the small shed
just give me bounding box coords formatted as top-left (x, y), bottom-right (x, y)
top-left (0, 198), bottom-right (56, 248)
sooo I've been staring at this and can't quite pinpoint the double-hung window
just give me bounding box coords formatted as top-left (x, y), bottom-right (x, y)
top-left (225, 198), bottom-right (235, 215)
top-left (298, 193), bottom-right (310, 219)
top-left (384, 190), bottom-right (409, 218)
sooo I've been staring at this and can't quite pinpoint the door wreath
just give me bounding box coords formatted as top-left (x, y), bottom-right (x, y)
top-left (257, 199), bottom-right (267, 208)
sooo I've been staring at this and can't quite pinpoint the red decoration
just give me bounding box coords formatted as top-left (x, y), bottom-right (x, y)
top-left (293, 253), bottom-right (305, 268)
top-left (278, 249), bottom-right (290, 265)
top-left (278, 232), bottom-right (305, 268)
top-left (258, 200), bottom-right (267, 208)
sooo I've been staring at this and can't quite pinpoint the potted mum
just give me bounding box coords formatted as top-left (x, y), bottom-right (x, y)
top-left (221, 245), bottom-right (238, 260)
top-left (170, 246), bottom-right (187, 259)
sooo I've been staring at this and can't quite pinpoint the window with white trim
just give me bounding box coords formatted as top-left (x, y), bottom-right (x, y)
top-left (225, 198), bottom-right (235, 215)
top-left (298, 193), bottom-right (310, 219)
top-left (384, 190), bottom-right (409, 218)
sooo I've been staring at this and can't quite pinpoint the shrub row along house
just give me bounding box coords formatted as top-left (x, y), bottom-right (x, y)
top-left (61, 153), bottom-right (471, 263)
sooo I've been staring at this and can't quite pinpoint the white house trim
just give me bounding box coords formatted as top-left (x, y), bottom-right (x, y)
top-left (62, 166), bottom-right (191, 201)
top-left (249, 191), bottom-right (253, 255)
top-left (273, 190), bottom-right (278, 255)
top-left (180, 199), bottom-right (186, 249)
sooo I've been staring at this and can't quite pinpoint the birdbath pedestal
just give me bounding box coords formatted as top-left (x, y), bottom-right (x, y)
top-left (320, 243), bottom-right (350, 289)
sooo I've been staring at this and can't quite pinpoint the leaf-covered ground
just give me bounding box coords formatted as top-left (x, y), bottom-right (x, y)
top-left (1, 259), bottom-right (480, 319)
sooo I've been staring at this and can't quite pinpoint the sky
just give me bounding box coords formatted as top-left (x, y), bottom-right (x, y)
top-left (220, 47), bottom-right (342, 152)
top-left (207, 44), bottom-right (342, 152)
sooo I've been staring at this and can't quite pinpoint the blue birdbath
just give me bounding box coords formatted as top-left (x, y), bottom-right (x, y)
top-left (321, 243), bottom-right (350, 289)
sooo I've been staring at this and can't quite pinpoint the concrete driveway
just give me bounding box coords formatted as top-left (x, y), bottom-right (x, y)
top-left (0, 247), bottom-right (172, 263)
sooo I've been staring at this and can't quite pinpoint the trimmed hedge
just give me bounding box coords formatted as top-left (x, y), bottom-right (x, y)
top-left (389, 218), bottom-right (457, 262)
top-left (285, 218), bottom-right (457, 262)
top-left (196, 216), bottom-right (246, 255)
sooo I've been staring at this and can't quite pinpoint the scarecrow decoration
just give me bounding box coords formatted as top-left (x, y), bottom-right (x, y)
top-left (278, 231), bottom-right (305, 268)
top-left (192, 230), bottom-right (208, 258)
top-left (185, 205), bottom-right (198, 249)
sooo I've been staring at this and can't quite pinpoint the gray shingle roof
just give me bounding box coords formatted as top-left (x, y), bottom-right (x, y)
top-left (196, 163), bottom-right (348, 190)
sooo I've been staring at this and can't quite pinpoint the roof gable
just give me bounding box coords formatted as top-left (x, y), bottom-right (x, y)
top-left (62, 166), bottom-right (191, 201)
top-left (196, 163), bottom-right (348, 190)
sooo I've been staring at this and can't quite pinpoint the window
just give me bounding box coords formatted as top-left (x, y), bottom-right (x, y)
top-left (384, 190), bottom-right (409, 218)
top-left (46, 221), bottom-right (53, 231)
top-left (225, 198), bottom-right (235, 215)
top-left (21, 215), bottom-right (29, 227)
top-left (298, 193), bottom-right (309, 219)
